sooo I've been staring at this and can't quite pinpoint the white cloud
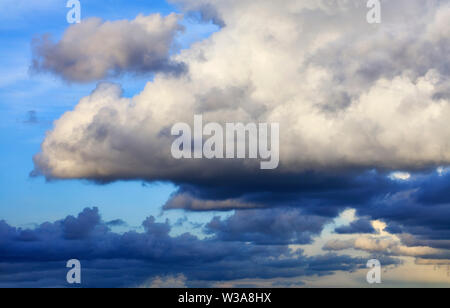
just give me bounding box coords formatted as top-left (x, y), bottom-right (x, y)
top-left (389, 172), bottom-right (411, 181)
top-left (437, 167), bottom-right (450, 176)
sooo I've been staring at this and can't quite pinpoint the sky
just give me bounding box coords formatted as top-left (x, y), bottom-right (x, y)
top-left (0, 0), bottom-right (450, 288)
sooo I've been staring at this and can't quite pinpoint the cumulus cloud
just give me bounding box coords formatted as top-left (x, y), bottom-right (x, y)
top-left (32, 13), bottom-right (186, 82)
top-left (62, 207), bottom-right (103, 240)
top-left (34, 0), bottom-right (450, 183)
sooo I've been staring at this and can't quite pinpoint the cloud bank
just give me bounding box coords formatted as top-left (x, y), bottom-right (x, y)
top-left (0, 208), bottom-right (376, 288)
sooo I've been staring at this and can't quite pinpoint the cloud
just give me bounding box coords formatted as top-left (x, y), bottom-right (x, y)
top-left (0, 208), bottom-right (374, 287)
top-left (164, 193), bottom-right (263, 211)
top-left (106, 219), bottom-right (127, 227)
top-left (169, 0), bottom-right (226, 27)
top-left (415, 258), bottom-right (450, 266)
top-left (33, 0), bottom-right (450, 184)
top-left (62, 207), bottom-right (103, 240)
top-left (162, 170), bottom-right (406, 216)
top-left (140, 274), bottom-right (188, 288)
top-left (358, 183), bottom-right (450, 247)
top-left (335, 218), bottom-right (377, 235)
top-left (31, 14), bottom-right (186, 82)
top-left (389, 172), bottom-right (411, 181)
top-left (324, 217), bottom-right (448, 260)
top-left (324, 236), bottom-right (442, 258)
top-left (205, 208), bottom-right (331, 245)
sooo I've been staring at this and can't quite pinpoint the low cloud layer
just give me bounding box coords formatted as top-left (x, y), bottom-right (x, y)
top-left (32, 13), bottom-right (185, 82)
top-left (0, 208), bottom-right (377, 287)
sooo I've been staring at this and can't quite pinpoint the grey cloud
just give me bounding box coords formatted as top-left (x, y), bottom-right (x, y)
top-left (62, 207), bottom-right (102, 240)
top-left (170, 0), bottom-right (225, 27)
top-left (164, 193), bottom-right (264, 211)
top-left (106, 219), bottom-right (127, 227)
top-left (323, 239), bottom-right (355, 252)
top-left (335, 218), bottom-right (376, 235)
top-left (399, 234), bottom-right (450, 251)
top-left (205, 208), bottom-right (331, 245)
top-left (31, 14), bottom-right (186, 82)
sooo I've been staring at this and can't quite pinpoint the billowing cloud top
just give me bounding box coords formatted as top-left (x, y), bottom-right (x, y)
top-left (32, 13), bottom-right (185, 82)
top-left (34, 0), bottom-right (450, 184)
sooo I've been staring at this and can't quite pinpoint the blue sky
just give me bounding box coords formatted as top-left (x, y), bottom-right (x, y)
top-left (1, 0), bottom-right (450, 288)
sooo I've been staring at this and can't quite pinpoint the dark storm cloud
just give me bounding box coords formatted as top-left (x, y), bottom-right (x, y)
top-left (320, 172), bottom-right (450, 253)
top-left (163, 170), bottom-right (411, 217)
top-left (163, 168), bottom-right (450, 257)
top-left (335, 218), bottom-right (377, 235)
top-left (358, 188), bottom-right (450, 244)
top-left (0, 208), bottom-right (378, 288)
top-left (62, 207), bottom-right (103, 240)
top-left (106, 219), bottom-right (127, 227)
top-left (399, 234), bottom-right (450, 251)
top-left (205, 208), bottom-right (331, 245)
top-left (413, 172), bottom-right (450, 205)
